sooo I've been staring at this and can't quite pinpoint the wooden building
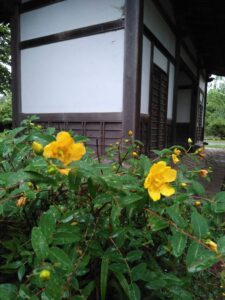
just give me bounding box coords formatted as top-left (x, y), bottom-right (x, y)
top-left (1, 0), bottom-right (225, 154)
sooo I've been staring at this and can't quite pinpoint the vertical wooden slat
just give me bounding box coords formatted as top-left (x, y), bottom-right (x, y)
top-left (123, 0), bottom-right (143, 139)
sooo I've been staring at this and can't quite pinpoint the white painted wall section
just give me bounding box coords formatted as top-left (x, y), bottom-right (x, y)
top-left (153, 47), bottom-right (168, 73)
top-left (167, 63), bottom-right (175, 119)
top-left (176, 89), bottom-right (192, 123)
top-left (180, 46), bottom-right (197, 76)
top-left (21, 30), bottom-right (124, 113)
top-left (140, 36), bottom-right (151, 114)
top-left (20, 0), bottom-right (125, 41)
top-left (144, 0), bottom-right (175, 56)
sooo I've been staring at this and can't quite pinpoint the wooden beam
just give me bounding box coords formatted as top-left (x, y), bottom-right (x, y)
top-left (122, 0), bottom-right (143, 139)
top-left (20, 0), bottom-right (65, 14)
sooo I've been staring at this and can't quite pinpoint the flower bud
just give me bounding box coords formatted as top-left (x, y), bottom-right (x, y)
top-left (132, 151), bottom-right (138, 158)
top-left (128, 130), bottom-right (133, 137)
top-left (194, 201), bottom-right (201, 206)
top-left (16, 196), bottom-right (27, 207)
top-left (48, 165), bottom-right (57, 175)
top-left (39, 269), bottom-right (51, 281)
top-left (199, 169), bottom-right (208, 178)
top-left (188, 138), bottom-right (193, 144)
top-left (172, 154), bottom-right (179, 164)
top-left (173, 148), bottom-right (181, 156)
top-left (205, 240), bottom-right (218, 253)
top-left (180, 182), bottom-right (187, 188)
top-left (32, 141), bottom-right (43, 155)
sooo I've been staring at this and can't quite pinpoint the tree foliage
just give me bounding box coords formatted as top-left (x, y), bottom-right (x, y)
top-left (0, 23), bottom-right (11, 95)
top-left (206, 87), bottom-right (225, 138)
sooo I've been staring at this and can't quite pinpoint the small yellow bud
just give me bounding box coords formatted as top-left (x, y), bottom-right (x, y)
top-left (128, 130), bottom-right (133, 137)
top-left (194, 201), bottom-right (201, 206)
top-left (132, 151), bottom-right (138, 157)
top-left (188, 138), bottom-right (193, 144)
top-left (115, 142), bottom-right (119, 146)
top-left (172, 154), bottom-right (179, 164)
top-left (112, 165), bottom-right (117, 171)
top-left (37, 125), bottom-right (42, 129)
top-left (125, 139), bottom-right (129, 143)
top-left (39, 269), bottom-right (51, 281)
top-left (205, 240), bottom-right (218, 253)
top-left (32, 141), bottom-right (43, 155)
top-left (199, 169), bottom-right (208, 178)
top-left (27, 182), bottom-right (33, 188)
top-left (180, 182), bottom-right (187, 188)
top-left (173, 148), bottom-right (181, 156)
top-left (16, 196), bottom-right (27, 207)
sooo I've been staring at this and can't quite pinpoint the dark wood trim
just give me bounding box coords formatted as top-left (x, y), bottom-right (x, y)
top-left (11, 5), bottom-right (21, 127)
top-left (148, 42), bottom-right (154, 150)
top-left (190, 69), bottom-right (200, 143)
top-left (179, 57), bottom-right (197, 82)
top-left (122, 0), bottom-right (143, 139)
top-left (178, 84), bottom-right (194, 90)
top-left (20, 113), bottom-right (123, 123)
top-left (20, 19), bottom-right (125, 49)
top-left (171, 39), bottom-right (180, 144)
top-left (181, 41), bottom-right (198, 69)
top-left (202, 77), bottom-right (208, 141)
top-left (143, 25), bottom-right (175, 64)
top-left (20, 0), bottom-right (65, 14)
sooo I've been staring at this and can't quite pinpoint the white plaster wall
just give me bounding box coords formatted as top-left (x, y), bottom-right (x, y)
top-left (167, 63), bottom-right (175, 119)
top-left (21, 30), bottom-right (124, 113)
top-left (199, 75), bottom-right (206, 92)
top-left (176, 89), bottom-right (192, 123)
top-left (140, 36), bottom-right (151, 114)
top-left (20, 0), bottom-right (125, 41)
top-left (144, 0), bottom-right (175, 56)
top-left (180, 46), bottom-right (197, 76)
top-left (153, 47), bottom-right (168, 73)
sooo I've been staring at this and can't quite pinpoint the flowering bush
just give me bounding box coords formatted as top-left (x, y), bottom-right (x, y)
top-left (0, 117), bottom-right (224, 299)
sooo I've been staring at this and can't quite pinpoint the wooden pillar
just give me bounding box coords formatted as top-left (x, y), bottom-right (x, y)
top-left (171, 39), bottom-right (180, 144)
top-left (11, 4), bottom-right (21, 127)
top-left (122, 0), bottom-right (143, 139)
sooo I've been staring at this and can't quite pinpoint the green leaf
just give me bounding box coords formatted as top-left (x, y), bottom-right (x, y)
top-left (147, 215), bottom-right (168, 232)
top-left (191, 210), bottom-right (208, 238)
top-left (100, 257), bottom-right (109, 300)
top-left (218, 236), bottom-right (225, 254)
top-left (213, 191), bottom-right (225, 213)
top-left (53, 231), bottom-right (80, 245)
top-left (0, 284), bottom-right (17, 300)
top-left (39, 212), bottom-right (56, 241)
top-left (171, 230), bottom-right (187, 257)
top-left (186, 242), bottom-right (217, 273)
top-left (82, 281), bottom-right (95, 299)
top-left (113, 272), bottom-right (136, 300)
top-left (119, 194), bottom-right (143, 207)
top-left (131, 263), bottom-right (147, 281)
top-left (18, 264), bottom-right (25, 281)
top-left (169, 286), bottom-right (193, 300)
top-left (31, 227), bottom-right (49, 259)
top-left (126, 250), bottom-right (143, 262)
top-left (167, 205), bottom-right (187, 228)
top-left (191, 181), bottom-right (205, 196)
top-left (49, 247), bottom-right (72, 272)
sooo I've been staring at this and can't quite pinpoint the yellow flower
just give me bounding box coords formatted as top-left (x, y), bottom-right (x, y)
top-left (172, 154), bottom-right (179, 164)
top-left (188, 138), bottom-right (193, 144)
top-left (132, 151), bottom-right (138, 158)
top-left (180, 182), bottom-right (187, 188)
top-left (173, 148), bottom-right (181, 156)
top-left (199, 169), bottom-right (208, 178)
top-left (194, 201), bottom-right (201, 206)
top-left (125, 139), bottom-right (129, 143)
top-left (16, 196), bottom-right (27, 207)
top-left (43, 132), bottom-right (86, 166)
top-left (144, 161), bottom-right (177, 201)
top-left (205, 240), bottom-right (218, 253)
top-left (128, 130), bottom-right (133, 137)
top-left (39, 269), bottom-right (51, 281)
top-left (32, 141), bottom-right (44, 155)
top-left (58, 168), bottom-right (71, 176)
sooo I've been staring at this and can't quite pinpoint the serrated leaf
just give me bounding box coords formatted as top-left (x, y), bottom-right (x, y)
top-left (31, 227), bottom-right (49, 259)
top-left (191, 210), bottom-right (208, 238)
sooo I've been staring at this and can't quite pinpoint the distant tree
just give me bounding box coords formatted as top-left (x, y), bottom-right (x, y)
top-left (0, 23), bottom-right (11, 95)
top-left (206, 88), bottom-right (225, 138)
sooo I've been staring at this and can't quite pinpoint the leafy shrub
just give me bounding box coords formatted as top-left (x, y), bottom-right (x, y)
top-left (0, 91), bottom-right (12, 126)
top-left (208, 118), bottom-right (225, 139)
top-left (0, 117), bottom-right (224, 300)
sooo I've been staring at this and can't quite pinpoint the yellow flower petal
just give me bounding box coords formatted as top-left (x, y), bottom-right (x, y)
top-left (58, 168), bottom-right (71, 175)
top-left (160, 184), bottom-right (175, 197)
top-left (148, 189), bottom-right (161, 201)
top-left (163, 167), bottom-right (177, 182)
